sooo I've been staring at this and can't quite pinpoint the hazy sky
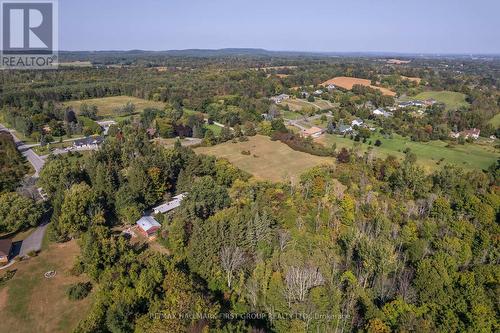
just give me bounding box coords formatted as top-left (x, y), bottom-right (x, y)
top-left (59, 0), bottom-right (500, 54)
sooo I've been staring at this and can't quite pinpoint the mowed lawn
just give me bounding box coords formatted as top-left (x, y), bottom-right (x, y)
top-left (195, 135), bottom-right (333, 182)
top-left (0, 240), bottom-right (92, 333)
top-left (406, 91), bottom-right (469, 110)
top-left (488, 113), bottom-right (500, 128)
top-left (318, 133), bottom-right (498, 172)
top-left (63, 96), bottom-right (165, 117)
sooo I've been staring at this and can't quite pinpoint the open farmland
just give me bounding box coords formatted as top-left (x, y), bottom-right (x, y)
top-left (317, 133), bottom-right (498, 172)
top-left (282, 98), bottom-right (335, 112)
top-left (0, 240), bottom-right (92, 333)
top-left (404, 91), bottom-right (469, 110)
top-left (63, 96), bottom-right (165, 118)
top-left (195, 135), bottom-right (333, 182)
top-left (322, 76), bottom-right (396, 96)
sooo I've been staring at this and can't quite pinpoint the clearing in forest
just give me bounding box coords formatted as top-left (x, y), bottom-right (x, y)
top-left (321, 76), bottom-right (396, 96)
top-left (317, 133), bottom-right (498, 172)
top-left (63, 96), bottom-right (165, 117)
top-left (195, 135), bottom-right (333, 183)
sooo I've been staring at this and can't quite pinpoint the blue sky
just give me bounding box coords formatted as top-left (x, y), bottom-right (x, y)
top-left (59, 0), bottom-right (500, 53)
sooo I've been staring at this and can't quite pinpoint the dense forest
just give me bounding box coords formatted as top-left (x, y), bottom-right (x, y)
top-left (30, 125), bottom-right (498, 332)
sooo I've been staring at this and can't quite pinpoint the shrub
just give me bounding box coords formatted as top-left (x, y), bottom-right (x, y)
top-left (70, 261), bottom-right (85, 276)
top-left (271, 132), bottom-right (333, 157)
top-left (67, 282), bottom-right (92, 300)
top-left (241, 150), bottom-right (251, 155)
top-left (374, 139), bottom-right (382, 146)
top-left (0, 270), bottom-right (16, 286)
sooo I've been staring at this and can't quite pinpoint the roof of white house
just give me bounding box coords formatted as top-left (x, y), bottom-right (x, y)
top-left (153, 193), bottom-right (187, 214)
top-left (136, 216), bottom-right (161, 232)
top-left (74, 136), bottom-right (104, 147)
top-left (351, 119), bottom-right (364, 126)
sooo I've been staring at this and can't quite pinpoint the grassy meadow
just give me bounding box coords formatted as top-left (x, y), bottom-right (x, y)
top-left (63, 96), bottom-right (165, 118)
top-left (195, 135), bottom-right (333, 183)
top-left (0, 240), bottom-right (92, 333)
top-left (488, 113), bottom-right (500, 128)
top-left (317, 132), bottom-right (498, 172)
top-left (405, 91), bottom-right (469, 110)
top-left (282, 98), bottom-right (334, 112)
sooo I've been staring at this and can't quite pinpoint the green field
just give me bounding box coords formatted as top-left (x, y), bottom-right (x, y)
top-left (405, 91), bottom-right (469, 110)
top-left (63, 96), bottom-right (165, 118)
top-left (282, 110), bottom-right (305, 120)
top-left (203, 123), bottom-right (222, 135)
top-left (318, 132), bottom-right (498, 172)
top-left (282, 98), bottom-right (335, 112)
top-left (195, 135), bottom-right (333, 183)
top-left (488, 113), bottom-right (500, 128)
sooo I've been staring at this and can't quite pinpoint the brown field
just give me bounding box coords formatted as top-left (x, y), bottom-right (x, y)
top-left (387, 59), bottom-right (411, 64)
top-left (195, 135), bottom-right (333, 183)
top-left (0, 240), bottom-right (92, 333)
top-left (322, 76), bottom-right (396, 96)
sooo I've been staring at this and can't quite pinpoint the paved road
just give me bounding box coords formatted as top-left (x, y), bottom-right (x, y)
top-left (19, 223), bottom-right (49, 257)
top-left (22, 149), bottom-right (45, 177)
top-left (0, 123), bottom-right (46, 177)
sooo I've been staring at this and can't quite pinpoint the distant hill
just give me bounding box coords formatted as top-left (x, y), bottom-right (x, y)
top-left (58, 48), bottom-right (500, 64)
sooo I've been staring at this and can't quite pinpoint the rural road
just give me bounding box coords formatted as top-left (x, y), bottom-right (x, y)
top-left (0, 123), bottom-right (46, 178)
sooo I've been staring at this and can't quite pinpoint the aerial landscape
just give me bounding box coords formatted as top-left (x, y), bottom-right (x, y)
top-left (0, 0), bottom-right (499, 332)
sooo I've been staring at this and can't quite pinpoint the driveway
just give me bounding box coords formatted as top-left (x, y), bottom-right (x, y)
top-left (19, 223), bottom-right (49, 257)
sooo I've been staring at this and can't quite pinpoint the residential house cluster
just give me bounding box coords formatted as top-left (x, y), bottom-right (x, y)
top-left (73, 136), bottom-right (104, 150)
top-left (270, 94), bottom-right (290, 104)
top-left (372, 108), bottom-right (393, 117)
top-left (398, 99), bottom-right (436, 108)
top-left (450, 128), bottom-right (481, 140)
top-left (331, 119), bottom-right (366, 135)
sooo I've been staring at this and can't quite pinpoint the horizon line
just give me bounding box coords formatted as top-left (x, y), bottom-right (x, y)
top-left (57, 48), bottom-right (500, 57)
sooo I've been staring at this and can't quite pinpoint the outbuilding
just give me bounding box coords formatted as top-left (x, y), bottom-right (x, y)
top-left (0, 239), bottom-right (12, 264)
top-left (136, 216), bottom-right (161, 238)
